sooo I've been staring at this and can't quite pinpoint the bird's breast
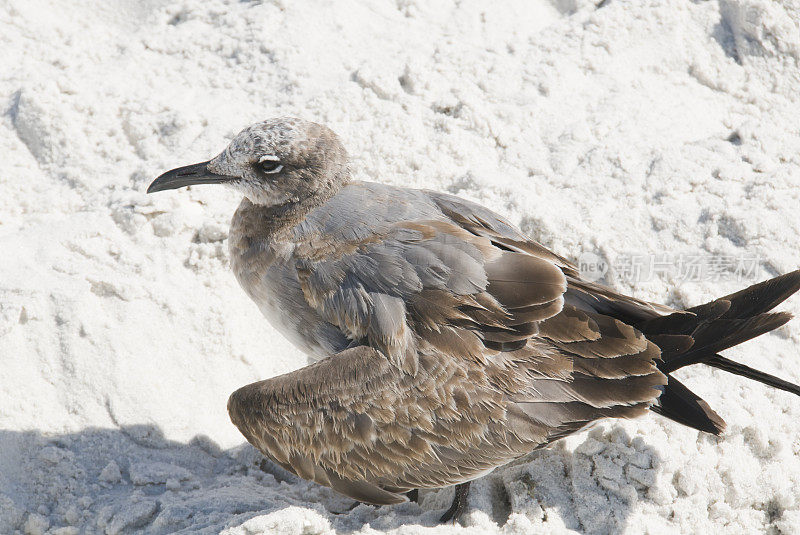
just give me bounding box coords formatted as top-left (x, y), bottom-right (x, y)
top-left (228, 218), bottom-right (350, 360)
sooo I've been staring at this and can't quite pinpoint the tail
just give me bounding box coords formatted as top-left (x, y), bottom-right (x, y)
top-left (635, 270), bottom-right (800, 434)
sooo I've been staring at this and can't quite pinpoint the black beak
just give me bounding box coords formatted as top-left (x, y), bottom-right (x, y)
top-left (147, 161), bottom-right (234, 193)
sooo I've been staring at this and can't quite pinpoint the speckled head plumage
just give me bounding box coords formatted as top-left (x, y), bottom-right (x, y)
top-left (148, 117), bottom-right (350, 207)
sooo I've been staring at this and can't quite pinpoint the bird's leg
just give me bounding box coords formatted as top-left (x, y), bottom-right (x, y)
top-left (439, 482), bottom-right (471, 523)
top-left (338, 490), bottom-right (418, 515)
top-left (330, 500), bottom-right (366, 515)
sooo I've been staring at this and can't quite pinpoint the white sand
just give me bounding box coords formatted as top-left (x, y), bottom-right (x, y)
top-left (1, 0), bottom-right (799, 533)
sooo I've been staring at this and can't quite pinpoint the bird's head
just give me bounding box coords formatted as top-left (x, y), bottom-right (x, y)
top-left (147, 117), bottom-right (349, 206)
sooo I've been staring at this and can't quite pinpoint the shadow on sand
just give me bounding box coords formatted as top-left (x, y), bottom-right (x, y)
top-left (0, 423), bottom-right (662, 534)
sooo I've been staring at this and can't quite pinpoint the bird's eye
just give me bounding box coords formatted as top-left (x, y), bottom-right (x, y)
top-left (258, 155), bottom-right (283, 174)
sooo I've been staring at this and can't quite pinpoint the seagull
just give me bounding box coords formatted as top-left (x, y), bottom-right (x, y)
top-left (148, 117), bottom-right (800, 522)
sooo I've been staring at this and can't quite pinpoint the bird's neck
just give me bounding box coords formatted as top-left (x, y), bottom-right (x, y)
top-left (231, 179), bottom-right (345, 242)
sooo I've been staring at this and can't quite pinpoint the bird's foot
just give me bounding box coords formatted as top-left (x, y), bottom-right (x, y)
top-left (331, 500), bottom-right (366, 515)
top-left (336, 491), bottom-right (418, 515)
top-left (439, 482), bottom-right (471, 523)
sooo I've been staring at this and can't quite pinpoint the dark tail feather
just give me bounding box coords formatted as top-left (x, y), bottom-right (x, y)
top-left (636, 271), bottom-right (800, 434)
top-left (660, 312), bottom-right (792, 373)
top-left (638, 270), bottom-right (800, 337)
top-left (638, 299), bottom-right (729, 336)
top-left (709, 270), bottom-right (800, 320)
top-left (704, 354), bottom-right (800, 396)
top-left (650, 376), bottom-right (726, 435)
